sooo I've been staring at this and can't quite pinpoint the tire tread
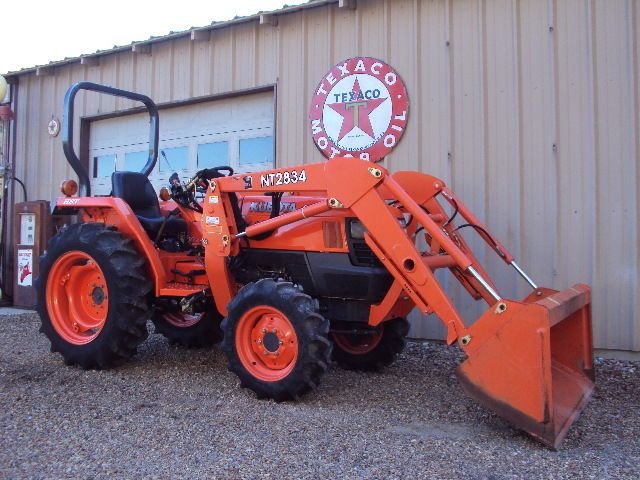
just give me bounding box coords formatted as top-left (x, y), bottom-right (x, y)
top-left (35, 222), bottom-right (151, 369)
top-left (221, 279), bottom-right (331, 401)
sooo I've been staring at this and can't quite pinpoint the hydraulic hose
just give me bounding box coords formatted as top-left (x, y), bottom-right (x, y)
top-left (8, 177), bottom-right (27, 202)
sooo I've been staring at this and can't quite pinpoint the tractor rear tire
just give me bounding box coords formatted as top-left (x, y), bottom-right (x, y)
top-left (152, 308), bottom-right (223, 348)
top-left (35, 222), bottom-right (152, 369)
top-left (331, 317), bottom-right (409, 371)
top-left (221, 279), bottom-right (331, 401)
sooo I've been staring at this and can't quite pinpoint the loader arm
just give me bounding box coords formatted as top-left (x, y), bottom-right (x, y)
top-left (205, 157), bottom-right (593, 449)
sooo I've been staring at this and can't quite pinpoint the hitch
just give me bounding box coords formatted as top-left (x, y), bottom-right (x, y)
top-left (179, 289), bottom-right (210, 314)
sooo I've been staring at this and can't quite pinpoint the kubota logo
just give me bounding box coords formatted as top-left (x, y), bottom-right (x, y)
top-left (309, 57), bottom-right (409, 162)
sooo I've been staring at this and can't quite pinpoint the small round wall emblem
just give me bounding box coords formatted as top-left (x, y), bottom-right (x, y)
top-left (47, 117), bottom-right (61, 137)
top-left (310, 57), bottom-right (409, 162)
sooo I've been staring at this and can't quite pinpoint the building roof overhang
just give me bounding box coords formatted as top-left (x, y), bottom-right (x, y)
top-left (3, 0), bottom-right (357, 79)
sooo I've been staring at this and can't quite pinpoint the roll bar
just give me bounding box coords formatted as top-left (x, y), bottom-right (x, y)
top-left (62, 82), bottom-right (159, 196)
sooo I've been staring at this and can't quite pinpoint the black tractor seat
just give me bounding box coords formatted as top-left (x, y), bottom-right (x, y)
top-left (111, 171), bottom-right (187, 239)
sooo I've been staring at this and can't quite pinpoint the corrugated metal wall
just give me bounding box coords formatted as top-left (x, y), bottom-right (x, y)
top-left (11, 0), bottom-right (639, 351)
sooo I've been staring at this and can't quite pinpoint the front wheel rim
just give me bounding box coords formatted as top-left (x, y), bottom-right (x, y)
top-left (235, 306), bottom-right (298, 382)
top-left (46, 251), bottom-right (109, 345)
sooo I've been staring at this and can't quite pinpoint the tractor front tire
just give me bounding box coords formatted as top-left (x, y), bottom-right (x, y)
top-left (152, 308), bottom-right (223, 348)
top-left (331, 317), bottom-right (409, 371)
top-left (36, 223), bottom-right (152, 369)
top-left (221, 279), bottom-right (331, 401)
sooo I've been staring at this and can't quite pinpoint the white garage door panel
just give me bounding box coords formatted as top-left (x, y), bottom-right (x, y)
top-left (89, 91), bottom-right (274, 195)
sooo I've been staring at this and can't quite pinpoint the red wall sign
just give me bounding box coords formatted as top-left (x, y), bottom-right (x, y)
top-left (309, 57), bottom-right (409, 162)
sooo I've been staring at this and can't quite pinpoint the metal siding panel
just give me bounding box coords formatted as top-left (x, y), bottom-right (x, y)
top-left (276, 14), bottom-right (305, 167)
top-left (384, 0), bottom-right (417, 173)
top-left (634, 0), bottom-right (640, 351)
top-left (330, 3), bottom-right (359, 61)
top-left (408, 0), bottom-right (453, 340)
top-left (519, 0), bottom-right (558, 294)
top-left (116, 52), bottom-right (135, 110)
top-left (98, 56), bottom-right (118, 112)
top-left (418, 0), bottom-right (452, 184)
top-left (450, 0), bottom-right (488, 324)
top-left (26, 77), bottom-right (42, 199)
top-left (83, 63), bottom-right (104, 116)
top-left (257, 23), bottom-right (279, 86)
top-left (36, 76), bottom-right (55, 203)
top-left (593, 0), bottom-right (638, 350)
top-left (192, 39), bottom-right (213, 98)
top-left (212, 29), bottom-right (234, 94)
top-left (133, 50), bottom-right (154, 98)
top-left (233, 24), bottom-right (257, 91)
top-left (303, 7), bottom-right (334, 164)
top-left (359, 0), bottom-right (388, 60)
top-left (483, 0), bottom-right (521, 299)
top-left (554, 1), bottom-right (598, 340)
top-left (13, 76), bottom-right (30, 193)
top-left (555, 0), bottom-right (597, 286)
top-left (171, 38), bottom-right (192, 101)
top-left (51, 74), bottom-right (68, 202)
top-left (152, 42), bottom-right (173, 104)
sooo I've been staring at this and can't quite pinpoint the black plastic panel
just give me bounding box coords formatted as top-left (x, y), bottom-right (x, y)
top-left (305, 252), bottom-right (391, 302)
top-left (236, 249), bottom-right (392, 302)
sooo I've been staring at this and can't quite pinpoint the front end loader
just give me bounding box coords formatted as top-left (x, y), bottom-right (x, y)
top-left (37, 83), bottom-right (594, 448)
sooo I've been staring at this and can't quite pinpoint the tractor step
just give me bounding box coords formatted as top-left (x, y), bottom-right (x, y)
top-left (159, 282), bottom-right (208, 297)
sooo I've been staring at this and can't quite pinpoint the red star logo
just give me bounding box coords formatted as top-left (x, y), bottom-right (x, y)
top-left (328, 78), bottom-right (386, 142)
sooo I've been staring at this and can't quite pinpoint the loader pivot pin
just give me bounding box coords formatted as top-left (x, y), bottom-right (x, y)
top-left (368, 167), bottom-right (382, 178)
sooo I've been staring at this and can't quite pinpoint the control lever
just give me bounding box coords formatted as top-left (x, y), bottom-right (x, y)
top-left (154, 207), bottom-right (181, 247)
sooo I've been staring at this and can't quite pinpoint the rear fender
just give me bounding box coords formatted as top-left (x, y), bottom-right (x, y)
top-left (53, 196), bottom-right (167, 294)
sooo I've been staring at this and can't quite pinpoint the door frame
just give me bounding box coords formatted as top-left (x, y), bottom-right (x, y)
top-left (80, 84), bottom-right (277, 183)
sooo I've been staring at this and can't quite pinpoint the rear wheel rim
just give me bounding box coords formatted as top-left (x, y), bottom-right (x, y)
top-left (332, 329), bottom-right (383, 355)
top-left (162, 312), bottom-right (204, 328)
top-left (46, 251), bottom-right (109, 345)
top-left (236, 306), bottom-right (298, 382)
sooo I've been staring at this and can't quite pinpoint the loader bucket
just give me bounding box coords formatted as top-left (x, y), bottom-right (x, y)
top-left (457, 284), bottom-right (594, 448)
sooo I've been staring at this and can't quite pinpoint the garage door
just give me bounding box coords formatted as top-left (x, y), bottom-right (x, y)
top-left (88, 91), bottom-right (274, 196)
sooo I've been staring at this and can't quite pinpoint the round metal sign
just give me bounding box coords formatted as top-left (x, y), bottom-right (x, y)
top-left (309, 57), bottom-right (409, 162)
top-left (47, 117), bottom-right (61, 137)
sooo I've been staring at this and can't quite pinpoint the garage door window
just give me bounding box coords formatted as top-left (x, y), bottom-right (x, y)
top-left (124, 151), bottom-right (147, 172)
top-left (197, 142), bottom-right (229, 169)
top-left (239, 136), bottom-right (274, 166)
top-left (159, 146), bottom-right (188, 172)
top-left (93, 154), bottom-right (116, 178)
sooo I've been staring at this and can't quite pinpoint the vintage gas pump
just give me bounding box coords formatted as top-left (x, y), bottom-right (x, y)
top-left (13, 201), bottom-right (52, 307)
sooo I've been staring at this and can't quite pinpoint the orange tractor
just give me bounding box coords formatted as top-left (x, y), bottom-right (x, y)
top-left (37, 83), bottom-right (594, 448)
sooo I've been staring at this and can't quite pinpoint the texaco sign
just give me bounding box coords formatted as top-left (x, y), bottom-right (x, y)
top-left (309, 57), bottom-right (409, 162)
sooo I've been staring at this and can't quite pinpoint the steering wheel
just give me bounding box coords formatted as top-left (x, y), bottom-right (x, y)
top-left (168, 166), bottom-right (235, 213)
top-left (194, 166), bottom-right (234, 185)
top-left (206, 166), bottom-right (234, 178)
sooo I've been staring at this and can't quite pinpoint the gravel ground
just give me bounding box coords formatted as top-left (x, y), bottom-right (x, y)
top-left (1, 311), bottom-right (639, 479)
